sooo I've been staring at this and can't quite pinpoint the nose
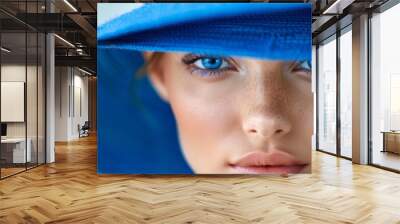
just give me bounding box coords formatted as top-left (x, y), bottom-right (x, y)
top-left (241, 62), bottom-right (292, 143)
top-left (242, 113), bottom-right (291, 140)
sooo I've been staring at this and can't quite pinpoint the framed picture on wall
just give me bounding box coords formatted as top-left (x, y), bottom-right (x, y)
top-left (97, 3), bottom-right (312, 174)
top-left (1, 81), bottom-right (25, 123)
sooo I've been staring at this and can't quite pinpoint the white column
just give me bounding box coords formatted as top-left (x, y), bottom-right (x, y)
top-left (46, 33), bottom-right (55, 163)
top-left (312, 45), bottom-right (317, 151)
top-left (45, 1), bottom-right (55, 163)
top-left (352, 14), bottom-right (369, 164)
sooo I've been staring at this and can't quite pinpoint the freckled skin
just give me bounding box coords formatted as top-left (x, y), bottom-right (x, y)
top-left (145, 52), bottom-right (313, 174)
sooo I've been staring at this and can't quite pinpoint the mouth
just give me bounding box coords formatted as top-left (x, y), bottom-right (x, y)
top-left (228, 151), bottom-right (308, 174)
top-left (229, 164), bottom-right (307, 174)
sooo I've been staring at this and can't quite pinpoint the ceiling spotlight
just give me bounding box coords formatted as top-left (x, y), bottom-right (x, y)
top-left (63, 0), bottom-right (78, 12)
top-left (54, 34), bottom-right (75, 48)
top-left (322, 0), bottom-right (355, 15)
top-left (1, 47), bottom-right (11, 53)
top-left (78, 67), bottom-right (93, 76)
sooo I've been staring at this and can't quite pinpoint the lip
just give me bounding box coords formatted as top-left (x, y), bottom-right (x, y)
top-left (229, 151), bottom-right (308, 174)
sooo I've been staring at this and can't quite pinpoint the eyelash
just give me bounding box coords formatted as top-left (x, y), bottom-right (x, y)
top-left (182, 54), bottom-right (311, 79)
top-left (182, 54), bottom-right (237, 79)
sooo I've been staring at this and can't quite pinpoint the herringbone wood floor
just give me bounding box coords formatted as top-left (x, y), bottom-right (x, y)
top-left (1, 135), bottom-right (400, 224)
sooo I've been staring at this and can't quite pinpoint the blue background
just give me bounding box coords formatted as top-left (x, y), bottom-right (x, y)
top-left (97, 48), bottom-right (193, 174)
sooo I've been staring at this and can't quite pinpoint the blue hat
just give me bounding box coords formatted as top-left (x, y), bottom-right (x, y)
top-left (98, 3), bottom-right (311, 61)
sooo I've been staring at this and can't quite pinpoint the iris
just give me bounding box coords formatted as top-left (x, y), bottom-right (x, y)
top-left (182, 54), bottom-right (235, 78)
top-left (197, 57), bottom-right (224, 70)
top-left (299, 60), bottom-right (311, 71)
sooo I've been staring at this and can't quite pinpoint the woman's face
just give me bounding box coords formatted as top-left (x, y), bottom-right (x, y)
top-left (146, 52), bottom-right (313, 174)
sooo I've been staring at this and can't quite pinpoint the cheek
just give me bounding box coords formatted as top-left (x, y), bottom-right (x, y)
top-left (286, 74), bottom-right (313, 124)
top-left (293, 80), bottom-right (313, 132)
top-left (287, 78), bottom-right (313, 158)
top-left (172, 92), bottom-right (233, 141)
top-left (163, 69), bottom-right (239, 172)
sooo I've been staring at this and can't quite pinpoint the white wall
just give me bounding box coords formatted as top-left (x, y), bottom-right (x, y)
top-left (1, 63), bottom-right (46, 164)
top-left (55, 66), bottom-right (69, 141)
top-left (72, 73), bottom-right (89, 138)
top-left (55, 67), bottom-right (89, 141)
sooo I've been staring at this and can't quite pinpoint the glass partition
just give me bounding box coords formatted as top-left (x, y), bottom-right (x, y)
top-left (0, 1), bottom-right (46, 179)
top-left (317, 35), bottom-right (337, 155)
top-left (1, 30), bottom-right (28, 177)
top-left (371, 3), bottom-right (400, 171)
top-left (339, 27), bottom-right (352, 158)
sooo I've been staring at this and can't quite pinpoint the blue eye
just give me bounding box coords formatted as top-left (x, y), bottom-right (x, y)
top-left (297, 60), bottom-right (311, 71)
top-left (181, 54), bottom-right (238, 79)
top-left (194, 57), bottom-right (229, 70)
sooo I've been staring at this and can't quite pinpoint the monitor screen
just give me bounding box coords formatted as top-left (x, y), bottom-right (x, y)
top-left (1, 123), bottom-right (7, 137)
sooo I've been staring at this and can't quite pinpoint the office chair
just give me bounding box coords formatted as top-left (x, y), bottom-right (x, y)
top-left (79, 121), bottom-right (90, 138)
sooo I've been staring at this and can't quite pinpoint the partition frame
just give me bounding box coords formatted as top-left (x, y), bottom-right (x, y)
top-left (316, 0), bottom-right (400, 174)
top-left (315, 24), bottom-right (353, 161)
top-left (367, 0), bottom-right (400, 173)
top-left (0, 0), bottom-right (47, 180)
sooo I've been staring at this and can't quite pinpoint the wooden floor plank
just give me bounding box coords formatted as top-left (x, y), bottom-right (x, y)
top-left (0, 135), bottom-right (400, 223)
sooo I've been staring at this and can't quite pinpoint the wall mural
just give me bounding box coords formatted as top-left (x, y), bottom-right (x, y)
top-left (97, 3), bottom-right (312, 174)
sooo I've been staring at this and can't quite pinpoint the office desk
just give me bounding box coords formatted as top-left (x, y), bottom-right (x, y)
top-left (381, 131), bottom-right (400, 154)
top-left (1, 138), bottom-right (31, 163)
